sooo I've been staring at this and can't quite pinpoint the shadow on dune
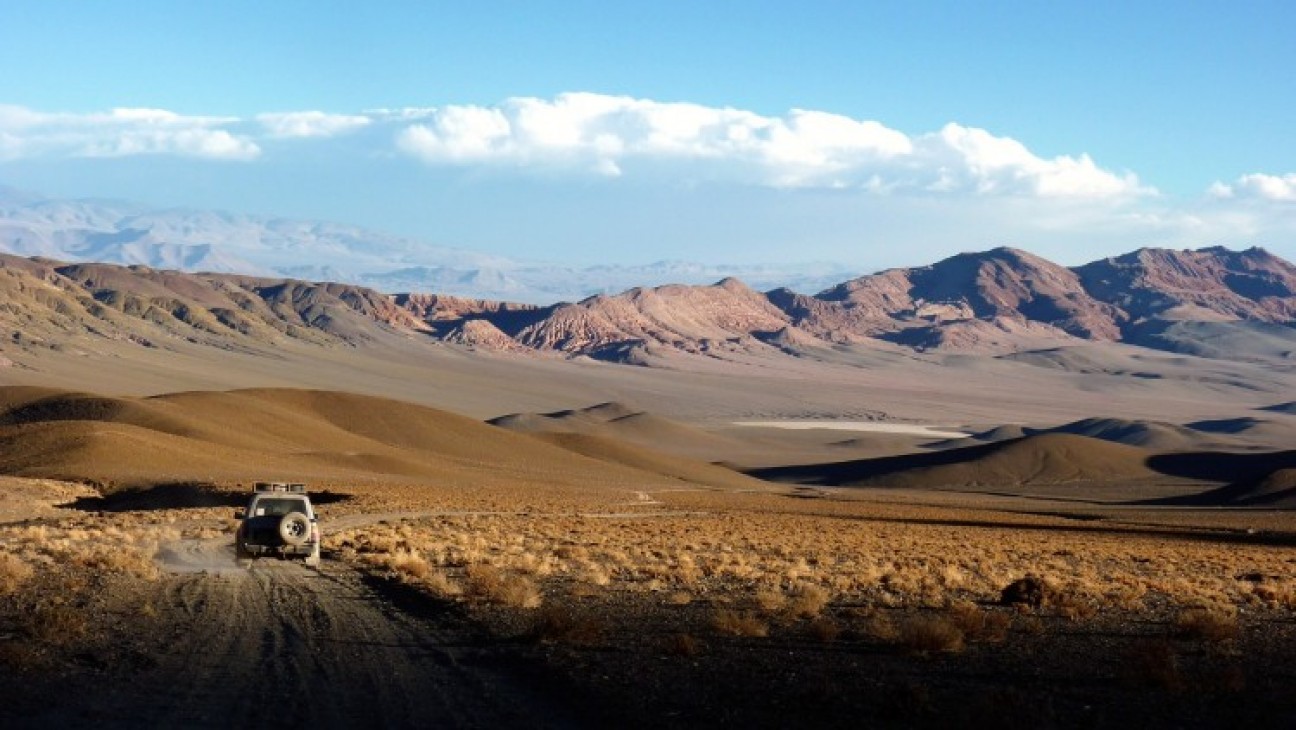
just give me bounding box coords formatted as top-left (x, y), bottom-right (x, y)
top-left (1143, 450), bottom-right (1296, 483)
top-left (1137, 451), bottom-right (1296, 507)
top-left (746, 440), bottom-right (1006, 485)
top-left (746, 434), bottom-right (1296, 508)
top-left (64, 482), bottom-right (354, 512)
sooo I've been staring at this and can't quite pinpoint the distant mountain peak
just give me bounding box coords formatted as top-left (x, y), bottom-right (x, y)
top-left (1, 186), bottom-right (1294, 365)
top-left (714, 276), bottom-right (750, 291)
top-left (1074, 245), bottom-right (1296, 325)
top-left (0, 243), bottom-right (1294, 365)
top-left (0, 187), bottom-right (858, 304)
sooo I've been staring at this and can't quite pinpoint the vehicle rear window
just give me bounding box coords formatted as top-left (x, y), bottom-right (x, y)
top-left (253, 498), bottom-right (305, 517)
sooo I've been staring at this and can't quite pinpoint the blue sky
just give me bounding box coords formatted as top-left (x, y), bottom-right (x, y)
top-left (2, 1), bottom-right (1293, 268)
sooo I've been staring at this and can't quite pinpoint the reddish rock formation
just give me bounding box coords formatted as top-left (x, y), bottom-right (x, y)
top-left (3, 246), bottom-right (1294, 363)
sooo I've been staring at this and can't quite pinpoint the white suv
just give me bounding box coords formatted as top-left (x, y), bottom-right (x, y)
top-left (234, 482), bottom-right (321, 566)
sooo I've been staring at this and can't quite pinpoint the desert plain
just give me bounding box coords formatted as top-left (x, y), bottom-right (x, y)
top-left (0, 249), bottom-right (1295, 728)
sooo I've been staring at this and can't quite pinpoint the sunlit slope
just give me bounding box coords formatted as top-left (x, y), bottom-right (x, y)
top-left (489, 401), bottom-right (743, 459)
top-left (532, 432), bottom-right (768, 491)
top-left (0, 386), bottom-right (754, 492)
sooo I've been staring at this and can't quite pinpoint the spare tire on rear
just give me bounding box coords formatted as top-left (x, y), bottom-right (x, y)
top-left (279, 512), bottom-right (310, 546)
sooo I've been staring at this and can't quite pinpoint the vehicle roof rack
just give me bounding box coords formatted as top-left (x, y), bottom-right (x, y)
top-left (254, 482), bottom-right (307, 493)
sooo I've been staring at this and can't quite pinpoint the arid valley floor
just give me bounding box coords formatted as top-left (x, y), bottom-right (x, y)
top-left (1, 251), bottom-right (1296, 727)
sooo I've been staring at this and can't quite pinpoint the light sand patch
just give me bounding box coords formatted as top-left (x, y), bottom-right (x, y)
top-left (155, 537), bottom-right (247, 576)
top-left (734, 421), bottom-right (970, 439)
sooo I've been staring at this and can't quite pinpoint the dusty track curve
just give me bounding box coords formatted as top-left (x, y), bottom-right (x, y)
top-left (25, 535), bottom-right (580, 729)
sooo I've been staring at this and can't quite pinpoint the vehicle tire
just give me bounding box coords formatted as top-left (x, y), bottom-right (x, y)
top-left (235, 543), bottom-right (251, 560)
top-left (279, 512), bottom-right (310, 546)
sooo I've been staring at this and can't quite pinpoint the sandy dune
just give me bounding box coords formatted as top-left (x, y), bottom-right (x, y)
top-left (751, 433), bottom-right (1163, 488)
top-left (0, 386), bottom-right (759, 496)
top-left (750, 427), bottom-right (1296, 509)
top-left (531, 432), bottom-right (768, 490)
top-left (490, 401), bottom-right (744, 460)
top-left (1186, 416), bottom-right (1296, 446)
top-left (4, 306), bottom-right (1295, 453)
top-left (1044, 417), bottom-right (1240, 451)
top-left (490, 402), bottom-right (955, 466)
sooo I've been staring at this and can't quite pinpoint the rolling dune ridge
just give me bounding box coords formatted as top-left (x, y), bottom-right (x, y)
top-left (0, 387), bottom-right (758, 496)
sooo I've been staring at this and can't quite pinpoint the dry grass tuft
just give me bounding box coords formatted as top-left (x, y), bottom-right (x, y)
top-left (1051, 587), bottom-right (1098, 622)
top-left (1241, 578), bottom-right (1296, 608)
top-left (1015, 614), bottom-right (1046, 635)
top-left (0, 553), bottom-right (33, 595)
top-left (423, 569), bottom-right (463, 598)
top-left (1174, 606), bottom-right (1239, 643)
top-left (465, 564), bottom-right (504, 596)
top-left (946, 600), bottom-right (1009, 643)
top-left (754, 587), bottom-right (787, 611)
top-left (388, 550), bottom-right (431, 582)
top-left (69, 545), bottom-right (160, 580)
top-left (25, 603), bottom-right (88, 645)
top-left (712, 609), bottom-right (769, 637)
top-left (856, 610), bottom-right (899, 643)
top-left (786, 583), bottom-right (831, 619)
top-left (580, 566), bottom-right (612, 587)
top-left (898, 614), bottom-right (965, 654)
top-left (466, 565), bottom-right (543, 608)
top-left (946, 600), bottom-right (983, 634)
top-left (979, 611), bottom-right (1011, 643)
top-left (664, 591), bottom-right (693, 606)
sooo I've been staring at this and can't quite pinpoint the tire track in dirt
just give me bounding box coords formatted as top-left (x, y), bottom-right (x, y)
top-left (24, 536), bottom-right (581, 729)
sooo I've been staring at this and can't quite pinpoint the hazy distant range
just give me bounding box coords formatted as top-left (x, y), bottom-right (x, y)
top-left (0, 187), bottom-right (855, 303)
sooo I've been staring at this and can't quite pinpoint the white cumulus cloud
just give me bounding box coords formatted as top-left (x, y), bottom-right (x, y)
top-left (0, 97), bottom-right (1151, 200)
top-left (398, 105), bottom-right (514, 162)
top-left (0, 105), bottom-right (260, 161)
top-left (257, 111), bottom-right (371, 139)
top-left (1209, 172), bottom-right (1296, 202)
top-left (393, 93), bottom-right (1145, 199)
top-left (919, 124), bottom-right (1143, 198)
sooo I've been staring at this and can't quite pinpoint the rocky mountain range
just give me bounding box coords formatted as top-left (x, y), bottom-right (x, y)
top-left (0, 244), bottom-right (1293, 366)
top-left (0, 187), bottom-right (854, 303)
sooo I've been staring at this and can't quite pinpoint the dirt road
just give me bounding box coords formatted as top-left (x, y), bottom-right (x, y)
top-left (20, 536), bottom-right (582, 729)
